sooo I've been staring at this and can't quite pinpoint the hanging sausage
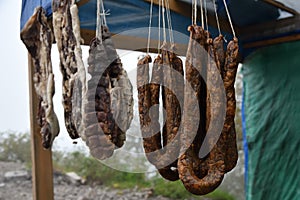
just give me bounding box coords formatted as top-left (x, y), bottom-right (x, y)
top-left (177, 0), bottom-right (239, 195)
top-left (137, 0), bottom-right (184, 181)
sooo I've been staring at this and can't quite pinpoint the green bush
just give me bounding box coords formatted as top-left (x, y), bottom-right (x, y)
top-left (0, 132), bottom-right (236, 200)
top-left (0, 131), bottom-right (31, 166)
top-left (53, 151), bottom-right (150, 188)
top-left (151, 177), bottom-right (235, 200)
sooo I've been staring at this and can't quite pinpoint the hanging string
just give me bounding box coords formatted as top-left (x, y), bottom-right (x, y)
top-left (101, 0), bottom-right (107, 26)
top-left (166, 0), bottom-right (174, 45)
top-left (222, 0), bottom-right (236, 38)
top-left (40, 0), bottom-right (42, 7)
top-left (192, 0), bottom-right (195, 25)
top-left (96, 0), bottom-right (103, 42)
top-left (147, 0), bottom-right (154, 54)
top-left (204, 0), bottom-right (208, 31)
top-left (200, 0), bottom-right (204, 28)
top-left (161, 0), bottom-right (167, 44)
top-left (213, 0), bottom-right (221, 35)
top-left (158, 0), bottom-right (161, 54)
top-left (194, 0), bottom-right (197, 25)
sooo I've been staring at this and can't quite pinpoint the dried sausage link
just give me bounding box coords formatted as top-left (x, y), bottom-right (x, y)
top-left (223, 38), bottom-right (239, 172)
top-left (178, 26), bottom-right (226, 195)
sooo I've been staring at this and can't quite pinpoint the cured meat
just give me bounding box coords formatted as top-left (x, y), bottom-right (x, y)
top-left (160, 45), bottom-right (184, 181)
top-left (213, 35), bottom-right (239, 173)
top-left (178, 24), bottom-right (206, 182)
top-left (70, 3), bottom-right (87, 136)
top-left (52, 0), bottom-right (80, 139)
top-left (21, 7), bottom-right (60, 149)
top-left (178, 25), bottom-right (227, 195)
top-left (222, 37), bottom-right (239, 172)
top-left (84, 26), bottom-right (133, 160)
top-left (213, 35), bottom-right (225, 76)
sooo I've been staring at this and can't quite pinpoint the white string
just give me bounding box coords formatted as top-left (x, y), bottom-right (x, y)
top-left (96, 0), bottom-right (102, 42)
top-left (166, 0), bottom-right (174, 45)
top-left (194, 0), bottom-right (197, 25)
top-left (101, 0), bottom-right (107, 26)
top-left (204, 0), bottom-right (208, 31)
top-left (192, 0), bottom-right (195, 24)
top-left (200, 0), bottom-right (204, 28)
top-left (158, 0), bottom-right (161, 54)
top-left (222, 0), bottom-right (236, 38)
top-left (213, 0), bottom-right (221, 35)
top-left (161, 0), bottom-right (167, 44)
top-left (147, 0), bottom-right (153, 54)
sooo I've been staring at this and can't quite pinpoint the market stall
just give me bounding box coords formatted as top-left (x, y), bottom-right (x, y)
top-left (20, 0), bottom-right (300, 200)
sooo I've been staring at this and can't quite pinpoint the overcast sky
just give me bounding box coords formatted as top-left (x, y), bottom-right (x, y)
top-left (0, 1), bottom-right (29, 133)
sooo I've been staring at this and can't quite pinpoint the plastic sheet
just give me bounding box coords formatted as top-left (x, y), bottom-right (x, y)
top-left (242, 41), bottom-right (300, 200)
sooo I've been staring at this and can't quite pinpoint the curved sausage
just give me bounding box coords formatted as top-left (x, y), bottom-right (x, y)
top-left (223, 37), bottom-right (239, 172)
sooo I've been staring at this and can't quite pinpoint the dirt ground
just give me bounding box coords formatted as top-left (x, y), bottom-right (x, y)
top-left (0, 151), bottom-right (244, 200)
top-left (0, 161), bottom-right (170, 200)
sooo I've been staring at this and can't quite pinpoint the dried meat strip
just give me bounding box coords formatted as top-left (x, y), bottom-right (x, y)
top-left (70, 3), bottom-right (87, 136)
top-left (84, 37), bottom-right (115, 160)
top-left (83, 26), bottom-right (133, 160)
top-left (21, 7), bottom-right (60, 149)
top-left (52, 0), bottom-right (79, 139)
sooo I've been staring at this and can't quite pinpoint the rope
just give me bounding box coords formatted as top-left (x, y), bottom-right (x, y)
top-left (158, 0), bottom-right (161, 54)
top-left (194, 0), bottom-right (197, 25)
top-left (222, 0), bottom-right (236, 38)
top-left (166, 0), bottom-right (174, 44)
top-left (213, 0), bottom-right (221, 35)
top-left (96, 0), bottom-right (102, 42)
top-left (147, 0), bottom-right (154, 54)
top-left (204, 0), bottom-right (208, 31)
top-left (161, 0), bottom-right (167, 44)
top-left (200, 0), bottom-right (204, 28)
top-left (101, 0), bottom-right (107, 26)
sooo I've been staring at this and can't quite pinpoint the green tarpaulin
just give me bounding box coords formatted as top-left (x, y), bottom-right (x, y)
top-left (242, 41), bottom-right (300, 200)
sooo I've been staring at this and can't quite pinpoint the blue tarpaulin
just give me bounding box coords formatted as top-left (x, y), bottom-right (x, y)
top-left (20, 0), bottom-right (287, 55)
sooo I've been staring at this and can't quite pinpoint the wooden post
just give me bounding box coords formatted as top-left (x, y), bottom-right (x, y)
top-left (28, 54), bottom-right (54, 200)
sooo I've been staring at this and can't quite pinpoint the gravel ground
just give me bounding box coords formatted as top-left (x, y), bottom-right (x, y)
top-left (0, 161), bottom-right (170, 200)
top-left (0, 151), bottom-right (244, 200)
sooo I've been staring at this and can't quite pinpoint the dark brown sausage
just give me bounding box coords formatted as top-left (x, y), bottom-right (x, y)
top-left (178, 26), bottom-right (226, 195)
top-left (223, 37), bottom-right (239, 172)
top-left (213, 35), bottom-right (225, 75)
top-left (159, 44), bottom-right (184, 181)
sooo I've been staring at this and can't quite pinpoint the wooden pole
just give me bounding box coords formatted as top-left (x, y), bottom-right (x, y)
top-left (28, 53), bottom-right (54, 200)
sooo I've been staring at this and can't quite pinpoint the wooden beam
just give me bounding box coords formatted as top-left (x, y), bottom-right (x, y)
top-left (262, 0), bottom-right (298, 15)
top-left (143, 0), bottom-right (240, 35)
top-left (240, 15), bottom-right (300, 46)
top-left (76, 0), bottom-right (90, 8)
top-left (243, 33), bottom-right (300, 49)
top-left (28, 54), bottom-right (54, 200)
